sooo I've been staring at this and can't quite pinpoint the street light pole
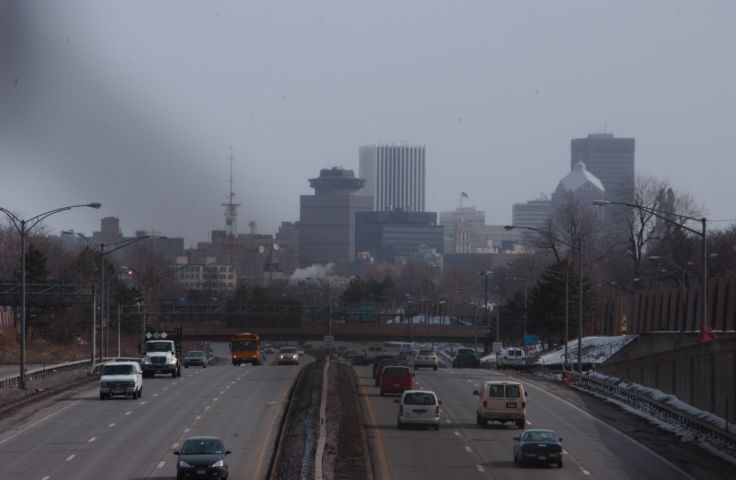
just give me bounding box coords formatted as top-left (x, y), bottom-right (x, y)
top-left (506, 224), bottom-right (584, 372)
top-left (0, 202), bottom-right (101, 389)
top-left (594, 199), bottom-right (709, 332)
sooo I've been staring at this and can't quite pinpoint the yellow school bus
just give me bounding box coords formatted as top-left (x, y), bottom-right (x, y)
top-left (230, 332), bottom-right (261, 366)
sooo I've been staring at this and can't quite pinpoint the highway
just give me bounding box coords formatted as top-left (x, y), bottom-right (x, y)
top-left (357, 363), bottom-right (697, 480)
top-left (0, 344), bottom-right (307, 480)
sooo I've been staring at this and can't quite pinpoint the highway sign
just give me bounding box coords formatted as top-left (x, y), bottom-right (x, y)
top-left (492, 342), bottom-right (503, 353)
top-left (323, 335), bottom-right (334, 346)
top-left (523, 334), bottom-right (539, 346)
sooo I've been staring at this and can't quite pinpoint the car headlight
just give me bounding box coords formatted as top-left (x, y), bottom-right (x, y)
top-left (212, 460), bottom-right (224, 468)
top-left (168, 358), bottom-right (176, 365)
top-left (143, 358), bottom-right (151, 365)
top-left (179, 460), bottom-right (191, 468)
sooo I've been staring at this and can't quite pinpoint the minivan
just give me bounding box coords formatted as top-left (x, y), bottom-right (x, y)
top-left (473, 380), bottom-right (527, 428)
top-left (379, 365), bottom-right (413, 396)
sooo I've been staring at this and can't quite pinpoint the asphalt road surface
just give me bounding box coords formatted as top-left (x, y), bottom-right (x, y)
top-left (0, 344), bottom-right (307, 480)
top-left (357, 364), bottom-right (700, 480)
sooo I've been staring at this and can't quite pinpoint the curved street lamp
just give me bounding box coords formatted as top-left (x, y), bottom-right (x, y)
top-left (593, 199), bottom-right (709, 333)
top-left (506, 224), bottom-right (584, 372)
top-left (64, 231), bottom-right (166, 362)
top-left (0, 202), bottom-right (102, 389)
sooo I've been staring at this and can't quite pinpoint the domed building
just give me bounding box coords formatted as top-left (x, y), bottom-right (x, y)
top-left (550, 161), bottom-right (606, 210)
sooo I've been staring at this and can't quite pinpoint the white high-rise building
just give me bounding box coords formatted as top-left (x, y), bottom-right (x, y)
top-left (359, 145), bottom-right (426, 212)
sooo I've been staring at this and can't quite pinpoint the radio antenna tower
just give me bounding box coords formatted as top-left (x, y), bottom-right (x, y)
top-left (222, 146), bottom-right (240, 238)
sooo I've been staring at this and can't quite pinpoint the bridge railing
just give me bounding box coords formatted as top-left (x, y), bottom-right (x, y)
top-left (566, 371), bottom-right (736, 453)
top-left (0, 357), bottom-right (138, 389)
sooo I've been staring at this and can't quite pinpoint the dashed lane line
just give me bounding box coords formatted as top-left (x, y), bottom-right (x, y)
top-left (171, 442), bottom-right (179, 449)
top-left (108, 423), bottom-right (116, 428)
top-left (464, 446), bottom-right (472, 453)
top-left (454, 431), bottom-right (461, 437)
top-left (157, 461), bottom-right (166, 469)
top-left (139, 401), bottom-right (146, 405)
top-left (88, 437), bottom-right (96, 443)
top-left (65, 454), bottom-right (75, 462)
top-left (476, 465), bottom-right (486, 473)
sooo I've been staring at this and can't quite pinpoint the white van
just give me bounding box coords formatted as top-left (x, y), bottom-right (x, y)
top-left (496, 347), bottom-right (526, 369)
top-left (365, 342), bottom-right (385, 362)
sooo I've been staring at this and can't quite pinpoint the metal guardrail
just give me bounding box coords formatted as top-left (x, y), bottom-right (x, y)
top-left (0, 357), bottom-right (139, 389)
top-left (566, 371), bottom-right (736, 453)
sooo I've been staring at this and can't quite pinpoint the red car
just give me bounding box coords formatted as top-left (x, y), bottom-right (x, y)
top-left (379, 365), bottom-right (413, 396)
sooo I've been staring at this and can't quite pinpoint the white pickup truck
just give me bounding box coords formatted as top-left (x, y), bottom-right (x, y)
top-left (99, 361), bottom-right (143, 400)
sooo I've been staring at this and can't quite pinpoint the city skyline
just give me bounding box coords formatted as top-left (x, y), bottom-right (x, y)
top-left (2, 1), bottom-right (735, 245)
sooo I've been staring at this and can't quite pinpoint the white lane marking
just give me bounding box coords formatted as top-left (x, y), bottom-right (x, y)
top-left (476, 465), bottom-right (485, 472)
top-left (172, 382), bottom-right (178, 386)
top-left (42, 476), bottom-right (50, 480)
top-left (171, 442), bottom-right (179, 449)
top-left (195, 415), bottom-right (201, 421)
top-left (512, 376), bottom-right (697, 480)
top-left (453, 431), bottom-right (460, 436)
top-left (220, 390), bottom-right (225, 394)
top-left (526, 420), bottom-right (533, 425)
top-left (108, 423), bottom-right (116, 428)
top-left (66, 454), bottom-right (75, 462)
top-left (0, 398), bottom-right (81, 446)
top-left (582, 469), bottom-right (591, 475)
top-left (125, 411), bottom-right (132, 416)
top-left (139, 401), bottom-right (146, 405)
top-left (88, 437), bottom-right (96, 443)
top-left (213, 397), bottom-right (219, 402)
top-left (163, 387), bottom-right (169, 391)
top-left (157, 461), bottom-right (166, 469)
top-left (563, 449), bottom-right (568, 454)
top-left (445, 419), bottom-right (452, 424)
top-left (466, 379), bottom-right (473, 383)
top-left (205, 406), bottom-right (210, 410)
top-left (464, 446), bottom-right (472, 453)
top-left (184, 428), bottom-right (190, 433)
top-left (153, 393), bottom-right (159, 397)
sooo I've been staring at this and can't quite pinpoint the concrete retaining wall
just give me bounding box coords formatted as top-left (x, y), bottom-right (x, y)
top-left (598, 334), bottom-right (736, 423)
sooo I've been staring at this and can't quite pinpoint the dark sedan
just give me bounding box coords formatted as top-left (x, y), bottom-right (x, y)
top-left (174, 436), bottom-right (230, 479)
top-left (513, 429), bottom-right (563, 468)
top-left (452, 348), bottom-right (480, 368)
top-left (184, 351), bottom-right (207, 368)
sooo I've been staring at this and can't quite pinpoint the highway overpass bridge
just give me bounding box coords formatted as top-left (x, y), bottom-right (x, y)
top-left (180, 322), bottom-right (487, 343)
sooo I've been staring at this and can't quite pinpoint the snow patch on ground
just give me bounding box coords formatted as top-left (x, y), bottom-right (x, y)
top-left (536, 335), bottom-right (637, 365)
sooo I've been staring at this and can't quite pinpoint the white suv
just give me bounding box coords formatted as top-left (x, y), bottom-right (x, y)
top-left (413, 350), bottom-right (438, 371)
top-left (496, 348), bottom-right (526, 369)
top-left (99, 361), bottom-right (143, 400)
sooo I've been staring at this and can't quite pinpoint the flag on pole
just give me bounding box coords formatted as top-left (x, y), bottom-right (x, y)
top-left (461, 191), bottom-right (469, 198)
top-left (699, 321), bottom-right (719, 345)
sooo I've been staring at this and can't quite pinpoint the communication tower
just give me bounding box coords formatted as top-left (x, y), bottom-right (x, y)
top-left (222, 146), bottom-right (240, 238)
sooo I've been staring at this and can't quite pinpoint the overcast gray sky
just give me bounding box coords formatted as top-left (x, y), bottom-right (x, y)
top-left (2, 0), bottom-right (735, 245)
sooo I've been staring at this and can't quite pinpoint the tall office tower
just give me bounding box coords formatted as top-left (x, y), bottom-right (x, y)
top-left (359, 145), bottom-right (426, 212)
top-left (512, 195), bottom-right (551, 230)
top-left (299, 168), bottom-right (374, 267)
top-left (571, 133), bottom-right (635, 203)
